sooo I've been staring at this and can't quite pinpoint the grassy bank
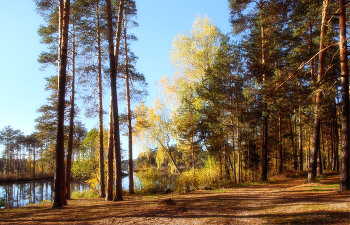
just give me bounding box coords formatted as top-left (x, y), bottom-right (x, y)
top-left (0, 173), bottom-right (54, 183)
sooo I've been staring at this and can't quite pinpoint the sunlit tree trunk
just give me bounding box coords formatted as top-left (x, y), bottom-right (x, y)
top-left (278, 113), bottom-right (283, 174)
top-left (105, 0), bottom-right (124, 201)
top-left (261, 22), bottom-right (268, 182)
top-left (106, 97), bottom-right (114, 201)
top-left (113, 0), bottom-right (124, 202)
top-left (237, 123), bottom-right (241, 184)
top-left (65, 23), bottom-right (75, 200)
top-left (332, 100), bottom-right (339, 171)
top-left (339, 0), bottom-right (349, 191)
top-left (123, 16), bottom-right (134, 194)
top-left (308, 0), bottom-right (328, 182)
top-left (298, 103), bottom-right (303, 171)
top-left (57, 0), bottom-right (63, 84)
top-left (230, 96), bottom-right (236, 183)
top-left (53, 0), bottom-right (70, 208)
top-left (290, 114), bottom-right (297, 171)
top-left (96, 0), bottom-right (105, 198)
top-left (33, 146), bottom-right (36, 178)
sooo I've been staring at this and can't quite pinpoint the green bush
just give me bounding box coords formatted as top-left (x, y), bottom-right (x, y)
top-left (0, 198), bottom-right (5, 207)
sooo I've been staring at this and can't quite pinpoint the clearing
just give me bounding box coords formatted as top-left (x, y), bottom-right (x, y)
top-left (0, 171), bottom-right (349, 224)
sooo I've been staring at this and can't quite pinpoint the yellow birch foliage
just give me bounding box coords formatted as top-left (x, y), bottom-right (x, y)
top-left (160, 15), bottom-right (222, 110)
top-left (133, 99), bottom-right (178, 172)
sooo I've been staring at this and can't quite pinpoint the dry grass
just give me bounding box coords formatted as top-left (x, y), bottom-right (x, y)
top-left (0, 171), bottom-right (349, 224)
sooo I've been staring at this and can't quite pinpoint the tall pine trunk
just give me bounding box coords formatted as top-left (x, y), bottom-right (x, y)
top-left (105, 0), bottom-right (124, 201)
top-left (33, 146), bottom-right (36, 178)
top-left (261, 22), bottom-right (268, 182)
top-left (237, 123), bottom-right (241, 183)
top-left (298, 104), bottom-right (303, 171)
top-left (278, 113), bottom-right (283, 174)
top-left (53, 0), bottom-right (70, 208)
top-left (113, 0), bottom-right (124, 202)
top-left (106, 97), bottom-right (114, 201)
top-left (97, 0), bottom-right (105, 198)
top-left (290, 114), bottom-right (297, 171)
top-left (339, 0), bottom-right (349, 191)
top-left (65, 23), bottom-right (75, 200)
top-left (57, 0), bottom-right (63, 84)
top-left (123, 16), bottom-right (134, 194)
top-left (308, 0), bottom-right (328, 182)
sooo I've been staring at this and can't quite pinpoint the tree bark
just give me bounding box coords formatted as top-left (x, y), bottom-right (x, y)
top-left (278, 113), bottom-right (283, 174)
top-left (237, 124), bottom-right (241, 184)
top-left (308, 0), bottom-right (328, 182)
top-left (65, 23), bottom-right (75, 200)
top-left (123, 15), bottom-right (134, 194)
top-left (230, 95), bottom-right (236, 183)
top-left (33, 146), bottom-right (36, 178)
top-left (113, 0), bottom-right (124, 202)
top-left (261, 22), bottom-right (268, 182)
top-left (105, 0), bottom-right (124, 201)
top-left (339, 0), bottom-right (349, 191)
top-left (298, 104), bottom-right (303, 171)
top-left (332, 100), bottom-right (339, 171)
top-left (97, 0), bottom-right (105, 198)
top-left (317, 136), bottom-right (323, 176)
top-left (106, 97), bottom-right (114, 201)
top-left (53, 0), bottom-right (70, 208)
top-left (105, 0), bottom-right (116, 200)
top-left (290, 114), bottom-right (297, 171)
top-left (57, 0), bottom-right (63, 85)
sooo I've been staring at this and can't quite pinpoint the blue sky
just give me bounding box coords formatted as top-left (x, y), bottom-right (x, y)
top-left (0, 0), bottom-right (232, 156)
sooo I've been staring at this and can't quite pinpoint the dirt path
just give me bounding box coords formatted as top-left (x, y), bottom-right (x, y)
top-left (0, 172), bottom-right (349, 224)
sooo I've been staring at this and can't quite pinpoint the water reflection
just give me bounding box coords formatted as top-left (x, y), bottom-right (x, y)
top-left (0, 175), bottom-right (135, 209)
top-left (0, 180), bottom-right (90, 209)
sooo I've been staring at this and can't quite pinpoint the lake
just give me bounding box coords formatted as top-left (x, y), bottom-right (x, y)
top-left (0, 175), bottom-right (134, 209)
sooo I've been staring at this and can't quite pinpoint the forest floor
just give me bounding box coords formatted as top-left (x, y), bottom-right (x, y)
top-left (0, 171), bottom-right (349, 224)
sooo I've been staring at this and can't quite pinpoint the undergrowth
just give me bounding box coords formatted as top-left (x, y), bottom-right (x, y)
top-left (71, 189), bottom-right (99, 199)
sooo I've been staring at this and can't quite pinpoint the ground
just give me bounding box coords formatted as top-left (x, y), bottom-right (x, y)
top-left (0, 172), bottom-right (349, 224)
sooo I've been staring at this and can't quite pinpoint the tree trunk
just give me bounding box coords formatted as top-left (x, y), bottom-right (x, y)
top-left (123, 16), bottom-right (134, 194)
top-left (107, 0), bottom-right (115, 200)
top-left (278, 113), bottom-right (283, 174)
top-left (298, 104), bottom-right (303, 171)
top-left (308, 0), bottom-right (328, 182)
top-left (339, 0), bottom-right (349, 191)
top-left (53, 0), bottom-right (70, 208)
top-left (237, 125), bottom-right (241, 184)
top-left (65, 23), bottom-right (75, 200)
top-left (106, 0), bottom-right (124, 201)
top-left (41, 145), bottom-right (43, 175)
top-left (230, 96), bottom-right (236, 183)
top-left (113, 0), bottom-right (124, 202)
top-left (332, 100), bottom-right (339, 171)
top-left (97, 0), bottom-right (105, 198)
top-left (218, 149), bottom-right (223, 180)
top-left (261, 22), bottom-right (268, 182)
top-left (317, 137), bottom-right (323, 176)
top-left (57, 0), bottom-right (63, 84)
top-left (33, 146), bottom-right (36, 178)
top-left (106, 97), bottom-right (114, 201)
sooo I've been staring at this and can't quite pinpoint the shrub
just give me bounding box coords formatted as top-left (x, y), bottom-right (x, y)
top-left (174, 157), bottom-right (223, 191)
top-left (71, 189), bottom-right (99, 199)
top-left (0, 198), bottom-right (5, 207)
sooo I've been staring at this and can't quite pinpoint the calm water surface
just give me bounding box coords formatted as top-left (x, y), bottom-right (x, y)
top-left (0, 174), bottom-right (135, 209)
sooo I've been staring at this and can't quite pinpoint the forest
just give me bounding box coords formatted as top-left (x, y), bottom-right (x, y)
top-left (0, 0), bottom-right (349, 223)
